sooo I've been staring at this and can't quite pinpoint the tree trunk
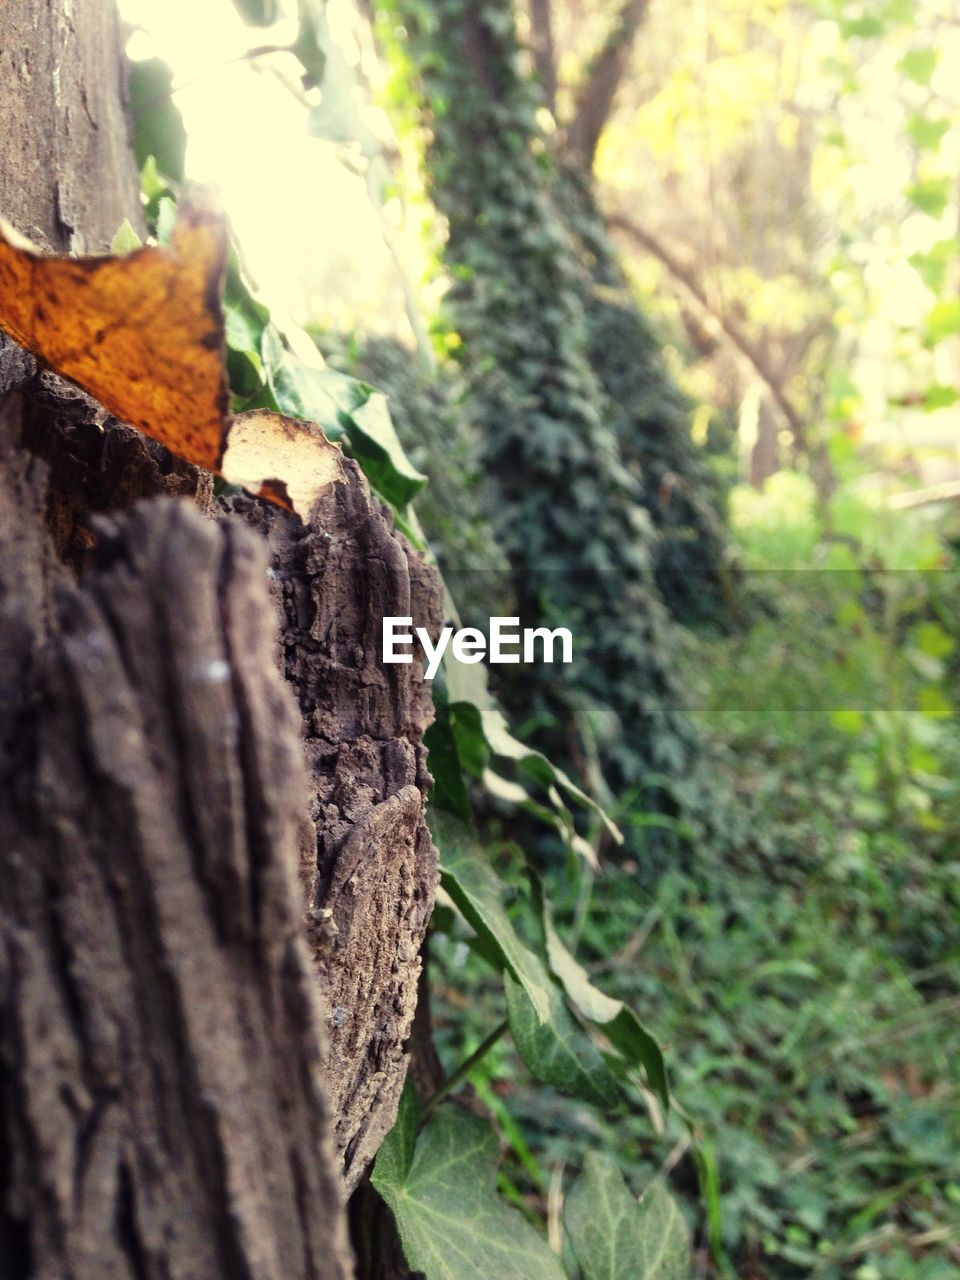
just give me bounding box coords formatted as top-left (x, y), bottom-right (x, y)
top-left (377, 0), bottom-right (701, 841)
top-left (0, 2), bottom-right (442, 1275)
top-left (750, 399), bottom-right (780, 488)
top-left (0, 0), bottom-right (143, 253)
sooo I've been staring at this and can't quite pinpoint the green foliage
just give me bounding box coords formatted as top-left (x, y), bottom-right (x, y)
top-left (376, 0), bottom-right (706, 826)
top-left (316, 334), bottom-right (512, 626)
top-left (810, 1), bottom-right (960, 440)
top-left (565, 1157), bottom-right (691, 1280)
top-left (223, 257), bottom-right (430, 516)
top-left (434, 808), bottom-right (666, 1107)
top-left (505, 970), bottom-right (625, 1111)
top-left (531, 876), bottom-right (669, 1106)
top-left (438, 813), bottom-right (558, 1024)
top-left (555, 169), bottom-right (737, 627)
top-left (128, 57), bottom-right (186, 183)
top-left (427, 491), bottom-right (959, 1278)
top-left (372, 1085), bottom-right (567, 1280)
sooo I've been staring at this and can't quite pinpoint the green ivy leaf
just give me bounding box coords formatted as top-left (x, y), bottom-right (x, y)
top-left (220, 240), bottom-right (427, 510)
top-left (128, 58), bottom-right (187, 183)
top-left (254, 328), bottom-right (428, 508)
top-left (841, 15), bottom-right (885, 38)
top-left (565, 1155), bottom-right (691, 1280)
top-left (906, 115), bottom-right (950, 152)
top-left (346, 388), bottom-right (428, 507)
top-left (423, 710), bottom-right (473, 820)
top-left (444, 658), bottom-right (621, 855)
top-left (110, 219), bottom-right (142, 256)
top-left (434, 812), bottom-right (555, 1023)
top-left (530, 876), bottom-right (669, 1108)
top-left (372, 1098), bottom-right (567, 1280)
top-left (909, 239), bottom-right (956, 292)
top-left (926, 301), bottom-right (960, 345)
top-left (923, 385), bottom-right (960, 412)
top-left (376, 1078), bottom-right (420, 1187)
top-left (505, 971), bottom-right (625, 1110)
top-left (914, 622), bottom-right (955, 659)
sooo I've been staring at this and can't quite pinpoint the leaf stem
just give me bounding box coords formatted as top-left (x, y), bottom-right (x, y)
top-left (421, 1019), bottom-right (509, 1119)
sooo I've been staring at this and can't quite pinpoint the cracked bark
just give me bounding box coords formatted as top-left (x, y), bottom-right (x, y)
top-left (0, 0), bottom-right (443, 1272)
top-left (234, 467), bottom-right (442, 1195)
top-left (0, 474), bottom-right (352, 1279)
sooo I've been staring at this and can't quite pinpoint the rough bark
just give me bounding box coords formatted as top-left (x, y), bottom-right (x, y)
top-left (0, 0), bottom-right (443, 1270)
top-left (0, 360), bottom-right (443, 1273)
top-left (236, 468), bottom-right (442, 1194)
top-left (0, 0), bottom-right (143, 252)
top-left (0, 467), bottom-right (352, 1278)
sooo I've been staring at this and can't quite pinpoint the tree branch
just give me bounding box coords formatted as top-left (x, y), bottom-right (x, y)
top-left (609, 212), bottom-right (808, 448)
top-left (528, 0), bottom-right (558, 112)
top-left (564, 0), bottom-right (650, 168)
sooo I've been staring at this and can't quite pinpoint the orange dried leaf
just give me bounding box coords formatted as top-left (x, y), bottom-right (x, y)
top-left (0, 205), bottom-right (229, 471)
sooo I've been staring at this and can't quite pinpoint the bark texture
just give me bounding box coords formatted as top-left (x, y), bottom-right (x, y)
top-left (235, 469), bottom-right (442, 1194)
top-left (0, 0), bottom-right (143, 251)
top-left (0, 461), bottom-right (352, 1278)
top-left (0, 365), bottom-right (443, 1274)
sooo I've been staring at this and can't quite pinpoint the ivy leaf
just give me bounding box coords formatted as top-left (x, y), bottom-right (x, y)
top-left (434, 811), bottom-right (554, 1023)
top-left (110, 219), bottom-right (143, 255)
top-left (444, 658), bottom-right (621, 855)
top-left (128, 57), bottom-right (187, 183)
top-left (256, 329), bottom-right (426, 508)
top-left (841, 14), bottom-right (885, 38)
top-left (423, 710), bottom-right (473, 820)
top-left (505, 972), bottom-right (625, 1110)
top-left (530, 876), bottom-right (669, 1108)
top-left (224, 252), bottom-right (271, 399)
top-left (346, 388), bottom-right (428, 507)
top-left (910, 239), bottom-right (956, 292)
top-left (219, 242), bottom-right (426, 511)
top-left (434, 814), bottom-right (628, 1109)
top-left (258, 323), bottom-right (347, 427)
top-left (906, 115), bottom-right (950, 152)
top-left (372, 1100), bottom-right (567, 1280)
top-left (373, 1078), bottom-right (419, 1187)
top-left (926, 301), bottom-right (960, 345)
top-left (565, 1155), bottom-right (691, 1280)
top-left (923, 385), bottom-right (959, 412)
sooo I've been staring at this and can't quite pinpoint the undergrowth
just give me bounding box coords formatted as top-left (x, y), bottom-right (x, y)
top-left (429, 484), bottom-right (960, 1278)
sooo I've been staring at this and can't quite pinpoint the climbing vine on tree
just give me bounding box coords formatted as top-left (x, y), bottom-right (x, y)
top-left (374, 0), bottom-right (707, 826)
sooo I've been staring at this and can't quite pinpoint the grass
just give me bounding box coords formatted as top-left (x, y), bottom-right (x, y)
top-left (429, 486), bottom-right (960, 1278)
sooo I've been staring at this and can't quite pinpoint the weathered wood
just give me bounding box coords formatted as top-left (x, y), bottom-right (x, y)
top-left (0, 0), bottom-right (143, 251)
top-left (0, 363), bottom-right (443, 1258)
top-left (0, 495), bottom-right (353, 1279)
top-left (232, 467), bottom-right (442, 1193)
